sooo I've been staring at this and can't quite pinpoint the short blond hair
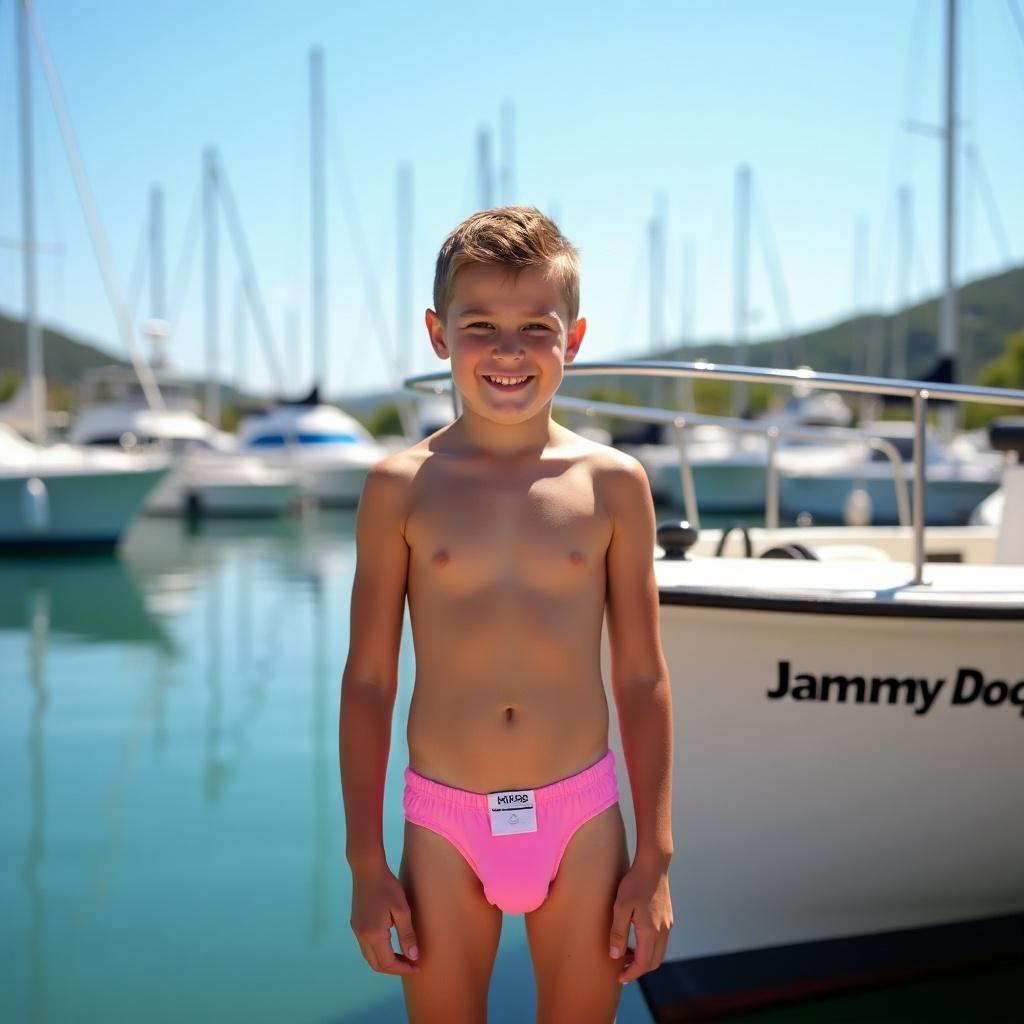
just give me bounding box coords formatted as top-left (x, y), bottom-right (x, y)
top-left (433, 206), bottom-right (580, 322)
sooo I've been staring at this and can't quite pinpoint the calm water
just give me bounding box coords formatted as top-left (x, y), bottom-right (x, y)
top-left (0, 511), bottom-right (652, 1023)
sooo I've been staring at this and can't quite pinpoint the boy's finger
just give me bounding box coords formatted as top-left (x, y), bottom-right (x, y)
top-left (608, 904), bottom-right (632, 958)
top-left (391, 906), bottom-right (420, 962)
top-left (619, 929), bottom-right (652, 983)
top-left (371, 936), bottom-right (420, 975)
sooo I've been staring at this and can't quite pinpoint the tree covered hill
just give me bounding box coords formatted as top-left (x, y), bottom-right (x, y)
top-left (2, 264), bottom-right (1022, 412)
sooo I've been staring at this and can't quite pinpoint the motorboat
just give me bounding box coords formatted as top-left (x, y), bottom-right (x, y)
top-left (617, 387), bottom-right (855, 512)
top-left (0, 422), bottom-right (168, 550)
top-left (235, 388), bottom-right (387, 506)
top-left (968, 418), bottom-right (1024, 564)
top-left (68, 366), bottom-right (300, 517)
top-left (776, 419), bottom-right (1003, 526)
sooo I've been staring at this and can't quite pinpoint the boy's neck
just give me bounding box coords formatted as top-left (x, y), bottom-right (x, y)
top-left (450, 403), bottom-right (559, 458)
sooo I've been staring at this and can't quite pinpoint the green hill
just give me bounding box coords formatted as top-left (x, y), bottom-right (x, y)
top-left (0, 310), bottom-right (127, 393)
top-left (656, 263), bottom-right (1024, 383)
top-left (3, 263), bottom-right (1023, 418)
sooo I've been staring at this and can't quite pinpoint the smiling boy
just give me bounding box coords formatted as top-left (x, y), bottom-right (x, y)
top-left (340, 207), bottom-right (673, 1023)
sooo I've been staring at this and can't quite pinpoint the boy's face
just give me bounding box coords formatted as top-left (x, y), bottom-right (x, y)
top-left (425, 265), bottom-right (586, 425)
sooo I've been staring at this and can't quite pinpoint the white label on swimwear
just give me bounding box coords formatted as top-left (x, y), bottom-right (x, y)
top-left (487, 789), bottom-right (537, 836)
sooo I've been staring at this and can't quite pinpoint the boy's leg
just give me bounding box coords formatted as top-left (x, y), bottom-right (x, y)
top-left (524, 803), bottom-right (629, 1024)
top-left (399, 820), bottom-right (503, 1024)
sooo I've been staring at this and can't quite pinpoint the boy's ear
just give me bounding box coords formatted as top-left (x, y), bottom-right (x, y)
top-left (564, 317), bottom-right (587, 364)
top-left (425, 309), bottom-right (449, 360)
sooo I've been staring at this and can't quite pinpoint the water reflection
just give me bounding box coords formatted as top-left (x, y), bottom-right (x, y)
top-left (25, 588), bottom-right (48, 1024)
top-left (0, 556), bottom-right (172, 648)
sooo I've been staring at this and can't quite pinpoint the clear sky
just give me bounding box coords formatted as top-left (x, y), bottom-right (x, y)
top-left (1, 0), bottom-right (1023, 399)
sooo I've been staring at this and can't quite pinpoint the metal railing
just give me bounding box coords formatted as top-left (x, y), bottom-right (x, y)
top-left (404, 360), bottom-right (1024, 585)
top-left (548, 394), bottom-right (912, 532)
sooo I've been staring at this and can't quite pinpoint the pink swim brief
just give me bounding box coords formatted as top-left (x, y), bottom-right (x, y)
top-left (402, 750), bottom-right (619, 914)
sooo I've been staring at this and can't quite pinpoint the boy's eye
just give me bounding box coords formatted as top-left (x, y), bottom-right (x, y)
top-left (466, 321), bottom-right (494, 330)
top-left (524, 323), bottom-right (551, 331)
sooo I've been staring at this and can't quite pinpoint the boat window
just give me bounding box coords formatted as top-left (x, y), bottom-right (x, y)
top-left (247, 433), bottom-right (361, 446)
top-left (869, 436), bottom-right (921, 462)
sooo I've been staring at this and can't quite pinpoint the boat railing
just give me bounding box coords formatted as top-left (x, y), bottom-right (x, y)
top-left (404, 360), bottom-right (1024, 585)
top-left (547, 394), bottom-right (912, 532)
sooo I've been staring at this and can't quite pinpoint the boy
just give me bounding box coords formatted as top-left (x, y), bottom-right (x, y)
top-left (340, 207), bottom-right (673, 1023)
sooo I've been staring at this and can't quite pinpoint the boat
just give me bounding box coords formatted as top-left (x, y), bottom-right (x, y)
top-left (597, 361), bottom-right (1024, 1022)
top-left (235, 387), bottom-right (387, 506)
top-left (407, 355), bottom-right (1024, 1021)
top-left (67, 365), bottom-right (300, 517)
top-left (0, 422), bottom-right (168, 551)
top-left (776, 419), bottom-right (1003, 526)
top-left (609, 384), bottom-right (852, 512)
top-left (1, 0), bottom-right (168, 551)
top-left (969, 418), bottom-right (1024, 564)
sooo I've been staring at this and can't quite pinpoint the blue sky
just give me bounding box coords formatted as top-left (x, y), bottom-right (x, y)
top-left (1, 0), bottom-right (1023, 399)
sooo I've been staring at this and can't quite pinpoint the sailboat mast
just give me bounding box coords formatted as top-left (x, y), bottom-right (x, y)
top-left (310, 47), bottom-right (327, 391)
top-left (499, 102), bottom-right (515, 205)
top-left (396, 163), bottom-right (413, 385)
top-left (476, 126), bottom-right (494, 210)
top-left (16, 0), bottom-right (45, 443)
top-left (732, 163), bottom-right (751, 416)
top-left (894, 185), bottom-right (912, 379)
top-left (149, 185), bottom-right (166, 321)
top-left (648, 193), bottom-right (666, 353)
top-left (203, 147), bottom-right (220, 427)
top-left (939, 0), bottom-right (957, 371)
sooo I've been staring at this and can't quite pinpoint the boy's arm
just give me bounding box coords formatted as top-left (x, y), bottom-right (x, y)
top-left (339, 457), bottom-right (419, 974)
top-left (601, 453), bottom-right (674, 984)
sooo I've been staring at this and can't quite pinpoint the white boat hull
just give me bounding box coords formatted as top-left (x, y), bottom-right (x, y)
top-left (251, 450), bottom-right (373, 506)
top-left (142, 458), bottom-right (300, 518)
top-left (780, 470), bottom-right (999, 526)
top-left (0, 463), bottom-right (167, 548)
top-left (660, 459), bottom-right (766, 513)
top-left (603, 555), bottom-right (1024, 1013)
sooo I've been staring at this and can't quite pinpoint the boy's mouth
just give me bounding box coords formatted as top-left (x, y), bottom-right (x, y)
top-left (482, 374), bottom-right (534, 392)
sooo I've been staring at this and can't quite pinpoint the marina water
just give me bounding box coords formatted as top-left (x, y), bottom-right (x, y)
top-left (0, 511), bottom-right (651, 1023)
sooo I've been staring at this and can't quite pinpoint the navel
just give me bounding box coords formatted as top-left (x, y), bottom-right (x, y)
top-left (432, 549), bottom-right (450, 568)
top-left (504, 707), bottom-right (515, 723)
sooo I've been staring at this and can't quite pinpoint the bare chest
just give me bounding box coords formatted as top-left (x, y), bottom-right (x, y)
top-left (405, 467), bottom-right (610, 595)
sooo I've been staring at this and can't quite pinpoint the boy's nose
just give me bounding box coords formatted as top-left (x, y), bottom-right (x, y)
top-left (492, 333), bottom-right (525, 359)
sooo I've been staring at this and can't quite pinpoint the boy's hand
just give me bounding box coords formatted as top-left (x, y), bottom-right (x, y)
top-left (350, 862), bottom-right (421, 975)
top-left (608, 861), bottom-right (673, 985)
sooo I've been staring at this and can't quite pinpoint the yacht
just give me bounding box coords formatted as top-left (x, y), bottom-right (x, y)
top-left (68, 366), bottom-right (300, 517)
top-left (616, 387), bottom-right (855, 512)
top-left (776, 419), bottom-right (1003, 526)
top-left (0, 422), bottom-right (168, 550)
top-left (235, 388), bottom-right (387, 506)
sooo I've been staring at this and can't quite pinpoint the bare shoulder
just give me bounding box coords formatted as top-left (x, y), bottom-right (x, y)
top-left (358, 444), bottom-right (428, 518)
top-left (562, 433), bottom-right (652, 511)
